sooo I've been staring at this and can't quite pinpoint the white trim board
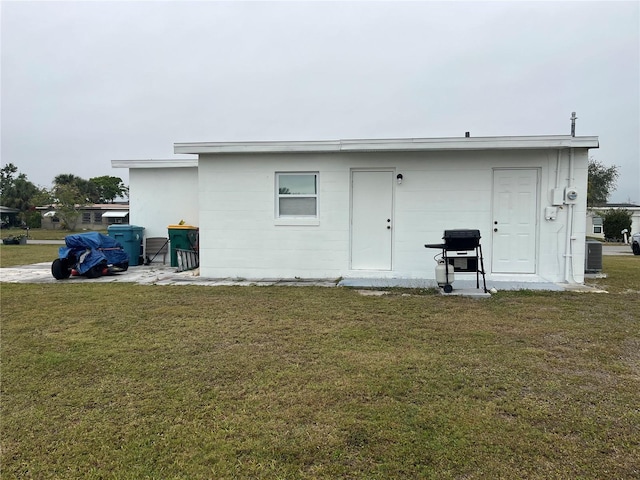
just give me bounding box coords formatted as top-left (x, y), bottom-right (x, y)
top-left (174, 135), bottom-right (599, 155)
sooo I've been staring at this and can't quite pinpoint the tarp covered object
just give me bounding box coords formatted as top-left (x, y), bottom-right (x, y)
top-left (59, 232), bottom-right (129, 275)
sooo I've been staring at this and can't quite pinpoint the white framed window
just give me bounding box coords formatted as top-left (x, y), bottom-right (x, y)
top-left (592, 216), bottom-right (603, 234)
top-left (276, 172), bottom-right (318, 219)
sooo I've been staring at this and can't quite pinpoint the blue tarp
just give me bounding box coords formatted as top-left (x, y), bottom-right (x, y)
top-left (59, 232), bottom-right (129, 275)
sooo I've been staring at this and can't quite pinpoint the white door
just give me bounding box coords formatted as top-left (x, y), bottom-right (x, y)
top-left (491, 169), bottom-right (538, 273)
top-left (351, 170), bottom-right (394, 270)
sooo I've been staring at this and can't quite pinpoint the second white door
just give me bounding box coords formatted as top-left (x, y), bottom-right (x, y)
top-left (491, 168), bottom-right (538, 274)
top-left (351, 170), bottom-right (394, 270)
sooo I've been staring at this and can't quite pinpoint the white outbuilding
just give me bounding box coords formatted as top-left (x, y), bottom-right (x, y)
top-left (113, 134), bottom-right (599, 286)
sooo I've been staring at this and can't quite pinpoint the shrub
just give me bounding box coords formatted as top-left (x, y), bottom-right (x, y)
top-left (601, 208), bottom-right (632, 241)
top-left (24, 211), bottom-right (42, 229)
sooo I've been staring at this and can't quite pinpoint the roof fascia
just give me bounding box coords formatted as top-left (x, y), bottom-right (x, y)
top-left (174, 140), bottom-right (341, 155)
top-left (111, 159), bottom-right (198, 169)
top-left (174, 135), bottom-right (599, 155)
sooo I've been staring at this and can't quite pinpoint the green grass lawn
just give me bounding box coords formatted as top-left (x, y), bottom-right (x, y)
top-left (2, 227), bottom-right (68, 241)
top-left (0, 228), bottom-right (108, 268)
top-left (0, 244), bottom-right (61, 267)
top-left (1, 258), bottom-right (639, 479)
top-left (1, 227), bottom-right (108, 241)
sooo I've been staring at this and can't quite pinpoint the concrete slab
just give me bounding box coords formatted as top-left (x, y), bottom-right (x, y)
top-left (339, 277), bottom-right (560, 291)
top-left (558, 283), bottom-right (608, 293)
top-left (338, 278), bottom-right (435, 289)
top-left (338, 277), bottom-right (607, 294)
top-left (356, 289), bottom-right (391, 296)
top-left (437, 288), bottom-right (492, 298)
top-left (0, 263), bottom-right (340, 287)
top-left (0, 262), bottom-right (608, 293)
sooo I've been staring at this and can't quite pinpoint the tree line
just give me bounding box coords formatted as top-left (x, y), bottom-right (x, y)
top-left (1, 163), bottom-right (128, 229)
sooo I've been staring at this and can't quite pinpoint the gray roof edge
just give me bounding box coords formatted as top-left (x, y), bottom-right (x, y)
top-left (112, 159), bottom-right (198, 169)
top-left (174, 135), bottom-right (599, 154)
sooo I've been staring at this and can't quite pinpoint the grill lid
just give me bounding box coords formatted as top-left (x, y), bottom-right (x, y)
top-left (443, 229), bottom-right (481, 240)
top-left (442, 229), bottom-right (481, 250)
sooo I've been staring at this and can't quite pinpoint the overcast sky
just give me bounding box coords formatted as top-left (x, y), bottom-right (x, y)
top-left (2, 0), bottom-right (638, 203)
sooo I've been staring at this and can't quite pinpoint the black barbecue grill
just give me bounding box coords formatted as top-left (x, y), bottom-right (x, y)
top-left (425, 229), bottom-right (487, 293)
top-left (444, 229), bottom-right (482, 250)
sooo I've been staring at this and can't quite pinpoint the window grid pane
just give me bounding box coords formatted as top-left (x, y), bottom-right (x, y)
top-left (279, 175), bottom-right (316, 195)
top-left (279, 197), bottom-right (317, 216)
top-left (276, 173), bottom-right (318, 217)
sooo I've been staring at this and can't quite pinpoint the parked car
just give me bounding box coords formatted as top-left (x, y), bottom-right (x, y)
top-left (51, 232), bottom-right (129, 280)
top-left (632, 232), bottom-right (640, 255)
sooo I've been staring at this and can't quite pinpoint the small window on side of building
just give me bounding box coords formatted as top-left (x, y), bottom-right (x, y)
top-left (276, 172), bottom-right (318, 218)
top-left (592, 216), bottom-right (603, 234)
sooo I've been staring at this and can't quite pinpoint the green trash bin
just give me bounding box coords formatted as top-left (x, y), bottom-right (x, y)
top-left (107, 225), bottom-right (145, 266)
top-left (168, 225), bottom-right (199, 267)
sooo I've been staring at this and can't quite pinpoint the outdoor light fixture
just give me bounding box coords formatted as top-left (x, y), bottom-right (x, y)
top-left (397, 174), bottom-right (403, 184)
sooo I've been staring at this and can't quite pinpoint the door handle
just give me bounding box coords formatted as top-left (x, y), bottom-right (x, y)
top-left (494, 228), bottom-right (498, 232)
top-left (387, 226), bottom-right (391, 230)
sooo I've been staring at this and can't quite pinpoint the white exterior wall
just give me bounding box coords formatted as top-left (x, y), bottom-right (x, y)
top-left (198, 153), bottom-right (349, 279)
top-left (129, 167), bottom-right (199, 238)
top-left (197, 148), bottom-right (590, 283)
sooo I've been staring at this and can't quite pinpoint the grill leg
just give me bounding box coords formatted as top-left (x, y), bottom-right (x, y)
top-left (478, 244), bottom-right (488, 293)
top-left (475, 246), bottom-right (480, 289)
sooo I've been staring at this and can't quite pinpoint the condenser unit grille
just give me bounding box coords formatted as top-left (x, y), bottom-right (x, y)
top-left (585, 240), bottom-right (603, 273)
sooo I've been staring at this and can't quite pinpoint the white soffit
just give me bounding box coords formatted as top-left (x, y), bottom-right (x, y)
top-left (174, 135), bottom-right (599, 155)
top-left (111, 159), bottom-right (198, 169)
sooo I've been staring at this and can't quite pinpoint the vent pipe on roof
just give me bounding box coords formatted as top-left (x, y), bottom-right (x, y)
top-left (570, 112), bottom-right (577, 137)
